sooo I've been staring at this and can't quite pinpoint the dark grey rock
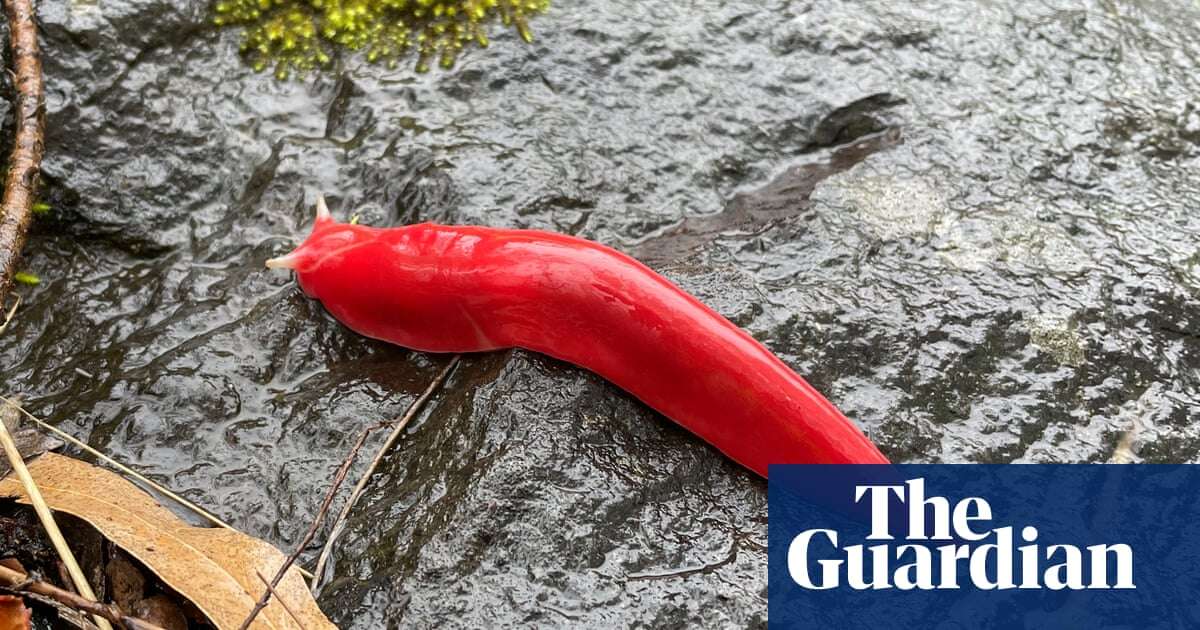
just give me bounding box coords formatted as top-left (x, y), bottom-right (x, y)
top-left (2, 0), bottom-right (1199, 627)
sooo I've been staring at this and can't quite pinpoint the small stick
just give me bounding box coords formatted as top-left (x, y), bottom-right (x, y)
top-left (21, 590), bottom-right (101, 630)
top-left (0, 564), bottom-right (164, 630)
top-left (0, 0), bottom-right (46, 303)
top-left (0, 403), bottom-right (112, 630)
top-left (255, 571), bottom-right (307, 630)
top-left (0, 394), bottom-right (315, 581)
top-left (310, 356), bottom-right (460, 591)
top-left (238, 356), bottom-right (460, 629)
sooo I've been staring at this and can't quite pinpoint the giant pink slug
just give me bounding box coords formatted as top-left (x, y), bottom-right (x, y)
top-left (267, 197), bottom-right (888, 476)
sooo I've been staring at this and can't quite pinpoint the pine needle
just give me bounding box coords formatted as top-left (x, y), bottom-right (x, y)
top-left (256, 570), bottom-right (308, 630)
top-left (0, 293), bottom-right (19, 337)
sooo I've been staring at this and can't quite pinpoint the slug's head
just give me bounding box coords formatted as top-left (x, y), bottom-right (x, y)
top-left (264, 195), bottom-right (374, 297)
top-left (264, 195), bottom-right (458, 351)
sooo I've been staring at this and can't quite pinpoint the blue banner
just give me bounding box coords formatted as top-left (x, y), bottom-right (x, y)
top-left (768, 465), bottom-right (1200, 629)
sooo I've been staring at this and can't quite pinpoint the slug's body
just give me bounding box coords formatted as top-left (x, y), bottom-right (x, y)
top-left (268, 201), bottom-right (888, 476)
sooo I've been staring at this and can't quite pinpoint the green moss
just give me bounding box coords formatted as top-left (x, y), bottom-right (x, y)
top-left (213, 0), bottom-right (550, 78)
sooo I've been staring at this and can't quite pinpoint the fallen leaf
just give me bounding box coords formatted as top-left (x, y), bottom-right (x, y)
top-left (0, 595), bottom-right (30, 630)
top-left (0, 453), bottom-right (336, 630)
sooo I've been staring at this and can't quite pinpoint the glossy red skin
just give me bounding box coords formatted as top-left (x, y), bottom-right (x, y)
top-left (279, 216), bottom-right (889, 476)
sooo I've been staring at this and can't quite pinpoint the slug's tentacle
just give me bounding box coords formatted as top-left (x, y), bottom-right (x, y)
top-left (264, 253), bottom-right (298, 270)
top-left (315, 193), bottom-right (333, 224)
top-left (267, 200), bottom-right (889, 476)
top-left (266, 193), bottom-right (338, 270)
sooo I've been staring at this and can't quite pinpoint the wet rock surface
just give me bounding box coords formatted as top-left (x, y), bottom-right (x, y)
top-left (2, 0), bottom-right (1199, 626)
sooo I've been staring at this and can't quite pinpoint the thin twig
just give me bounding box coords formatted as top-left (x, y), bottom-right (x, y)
top-left (0, 564), bottom-right (164, 630)
top-left (0, 0), bottom-right (46, 302)
top-left (239, 356), bottom-right (460, 629)
top-left (0, 293), bottom-right (19, 336)
top-left (236, 423), bottom-right (374, 630)
top-left (255, 571), bottom-right (307, 630)
top-left (0, 402), bottom-right (112, 630)
top-left (21, 590), bottom-right (102, 630)
top-left (0, 394), bottom-right (315, 581)
top-left (310, 356), bottom-right (460, 591)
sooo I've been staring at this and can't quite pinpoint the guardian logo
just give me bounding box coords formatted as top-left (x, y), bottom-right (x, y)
top-left (768, 465), bottom-right (1200, 629)
top-left (787, 478), bottom-right (1135, 591)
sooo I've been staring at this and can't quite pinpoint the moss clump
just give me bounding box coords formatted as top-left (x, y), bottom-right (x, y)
top-left (214, 0), bottom-right (551, 79)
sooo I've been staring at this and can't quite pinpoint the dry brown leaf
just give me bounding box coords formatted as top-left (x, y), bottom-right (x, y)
top-left (0, 453), bottom-right (336, 630)
top-left (0, 595), bottom-right (30, 630)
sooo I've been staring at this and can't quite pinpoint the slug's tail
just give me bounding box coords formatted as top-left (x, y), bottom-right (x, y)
top-left (265, 194), bottom-right (337, 270)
